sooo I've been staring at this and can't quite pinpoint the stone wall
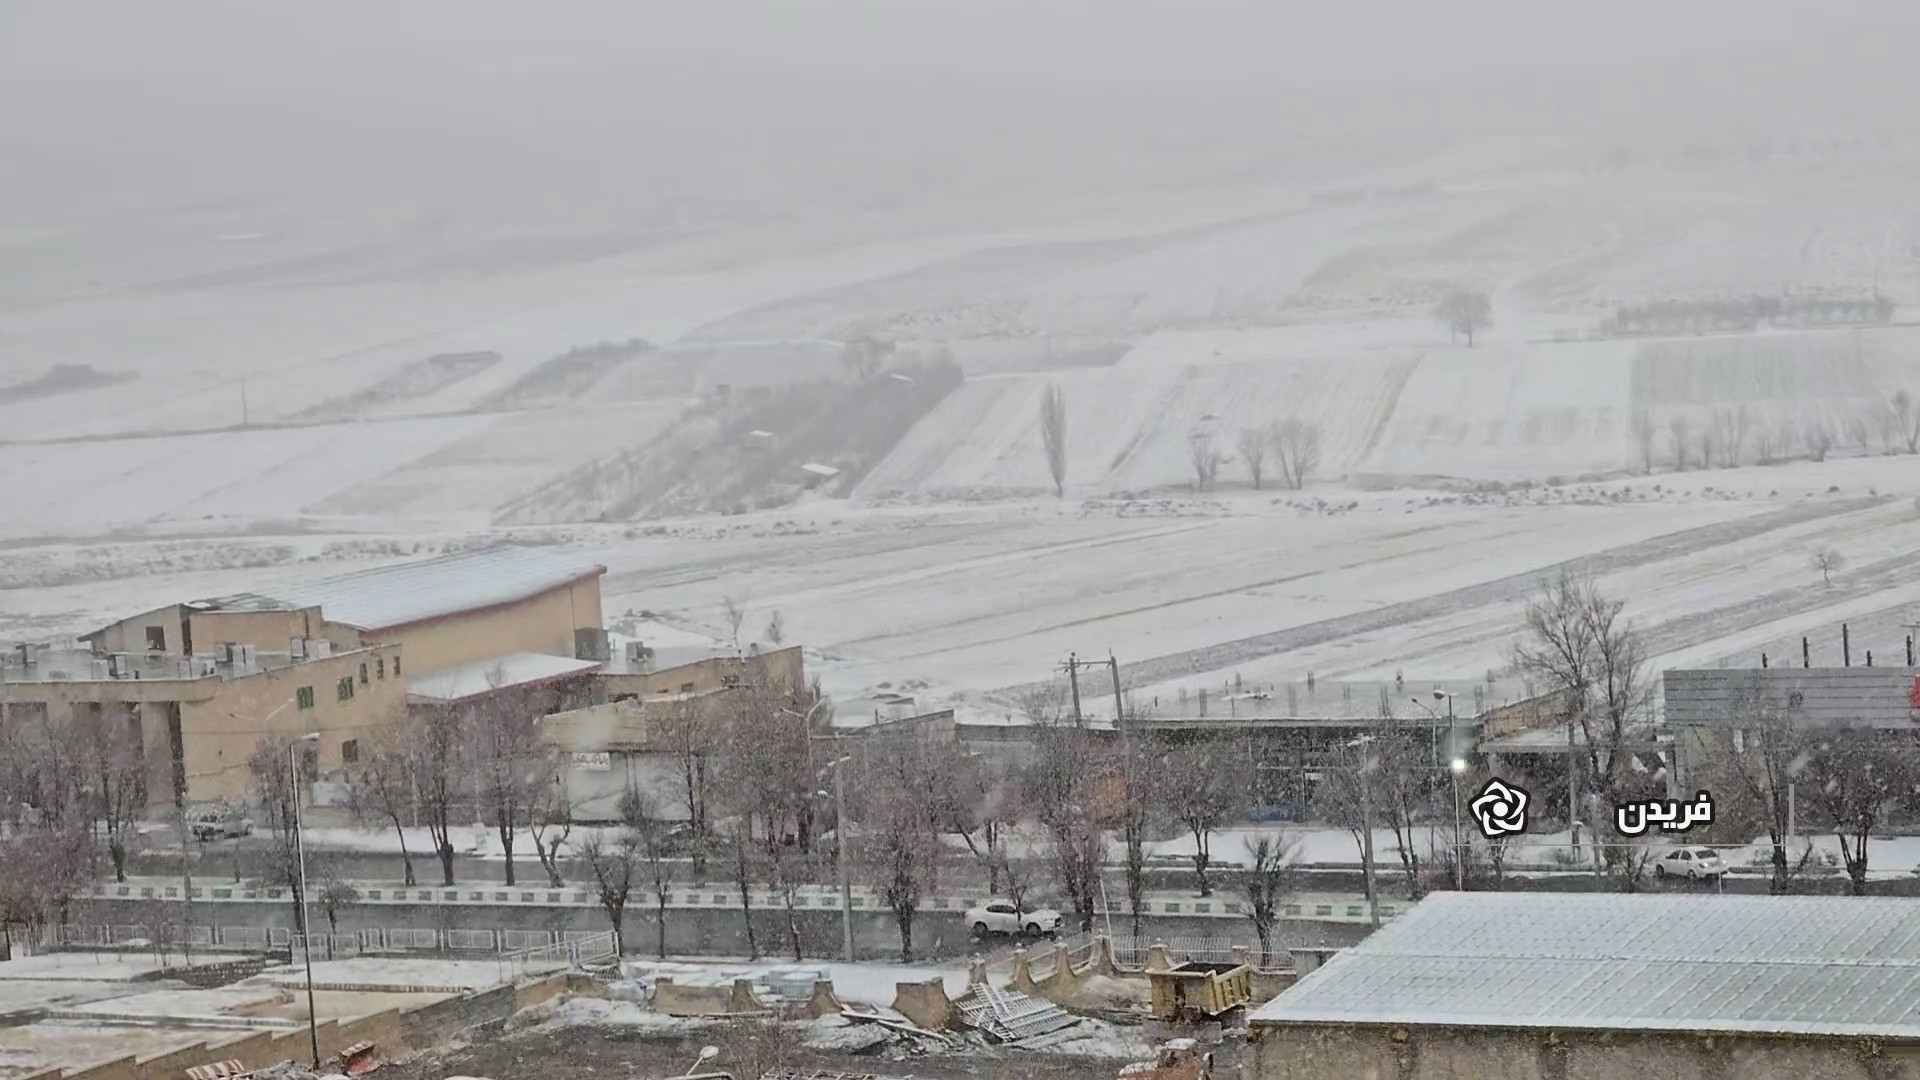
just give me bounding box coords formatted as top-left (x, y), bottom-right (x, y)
top-left (1248, 1022), bottom-right (1920, 1080)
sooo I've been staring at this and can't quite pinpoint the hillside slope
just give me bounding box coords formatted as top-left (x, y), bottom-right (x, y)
top-left (856, 337), bottom-right (1417, 499)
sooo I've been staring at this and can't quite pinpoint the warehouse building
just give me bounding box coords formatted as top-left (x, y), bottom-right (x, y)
top-left (1248, 892), bottom-right (1920, 1080)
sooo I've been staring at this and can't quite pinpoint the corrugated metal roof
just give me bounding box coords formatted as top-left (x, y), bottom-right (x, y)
top-left (1663, 668), bottom-right (1918, 730)
top-left (404, 652), bottom-right (601, 705)
top-left (235, 546), bottom-right (605, 632)
top-left (1251, 892), bottom-right (1920, 1037)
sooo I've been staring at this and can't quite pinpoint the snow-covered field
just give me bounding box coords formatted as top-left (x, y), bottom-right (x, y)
top-left (11, 150), bottom-right (1920, 721)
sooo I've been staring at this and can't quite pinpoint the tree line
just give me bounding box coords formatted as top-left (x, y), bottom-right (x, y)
top-left (1628, 390), bottom-right (1920, 474)
top-left (1037, 383), bottom-right (1324, 496)
top-left (1601, 294), bottom-right (1896, 337)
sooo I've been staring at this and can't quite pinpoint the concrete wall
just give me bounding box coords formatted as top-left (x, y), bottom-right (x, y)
top-left (1248, 1023), bottom-right (1920, 1080)
top-left (88, 605), bottom-right (187, 655)
top-left (80, 891), bottom-right (1370, 965)
top-left (179, 645), bottom-right (405, 805)
top-left (188, 608), bottom-right (329, 657)
top-left (362, 576), bottom-right (603, 675)
top-left (598, 645), bottom-right (805, 701)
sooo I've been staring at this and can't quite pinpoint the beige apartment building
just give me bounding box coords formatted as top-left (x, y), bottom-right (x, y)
top-left (3, 545), bottom-right (610, 808)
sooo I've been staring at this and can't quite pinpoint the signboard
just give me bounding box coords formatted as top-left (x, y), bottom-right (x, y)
top-left (572, 752), bottom-right (611, 772)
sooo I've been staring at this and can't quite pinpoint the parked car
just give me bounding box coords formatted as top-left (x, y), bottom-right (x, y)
top-left (187, 804), bottom-right (254, 841)
top-left (964, 899), bottom-right (1064, 937)
top-left (1653, 846), bottom-right (1726, 881)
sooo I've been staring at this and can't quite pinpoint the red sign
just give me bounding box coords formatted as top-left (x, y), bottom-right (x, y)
top-left (1909, 676), bottom-right (1920, 710)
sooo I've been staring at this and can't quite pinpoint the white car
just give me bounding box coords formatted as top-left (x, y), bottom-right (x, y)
top-left (965, 899), bottom-right (1064, 937)
top-left (1653, 846), bottom-right (1727, 881)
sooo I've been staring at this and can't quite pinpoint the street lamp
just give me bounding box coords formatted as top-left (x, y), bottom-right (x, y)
top-left (680, 1045), bottom-right (720, 1077)
top-left (289, 731), bottom-right (321, 1069)
top-left (1449, 757), bottom-right (1468, 891)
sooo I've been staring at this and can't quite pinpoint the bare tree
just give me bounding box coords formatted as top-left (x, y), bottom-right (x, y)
top-left (1187, 433), bottom-right (1224, 492)
top-left (0, 821), bottom-right (94, 957)
top-left (1039, 383), bottom-right (1068, 497)
top-left (1898, 389), bottom-right (1920, 454)
top-left (1878, 398), bottom-right (1906, 455)
top-left (1112, 716), bottom-right (1158, 940)
top-left (1729, 406), bottom-right (1753, 467)
top-left (246, 737), bottom-right (311, 939)
top-left (1628, 410), bottom-right (1657, 474)
top-left (764, 610), bottom-right (785, 646)
top-left (1722, 675), bottom-right (1815, 895)
top-left (1844, 411), bottom-right (1872, 454)
top-left (852, 730), bottom-right (945, 962)
top-left (1433, 288), bottom-right (1493, 346)
top-left (75, 709), bottom-right (145, 883)
top-left (349, 721), bottom-right (419, 887)
top-left (1803, 417), bottom-right (1834, 462)
top-left (1161, 738), bottom-right (1249, 897)
top-left (314, 876), bottom-right (360, 959)
top-left (656, 697), bottom-right (713, 883)
top-left (1802, 729), bottom-right (1915, 895)
top-left (411, 705), bottom-right (464, 886)
top-left (720, 817), bottom-right (762, 959)
top-left (841, 334), bottom-right (894, 381)
top-left (1696, 421), bottom-right (1718, 470)
top-left (578, 825), bottom-right (639, 944)
top-left (721, 595), bottom-right (748, 654)
top-left (1812, 548), bottom-right (1845, 588)
top-left (1668, 414), bottom-right (1692, 470)
top-left (1512, 571), bottom-right (1652, 865)
top-left (1271, 418), bottom-right (1323, 490)
top-left (528, 760), bottom-right (572, 888)
top-left (621, 789), bottom-right (677, 959)
top-left (1236, 427), bottom-right (1270, 489)
top-left (1316, 729), bottom-right (1433, 899)
top-left (471, 675), bottom-right (546, 886)
top-left (933, 752), bottom-right (1016, 898)
top-left (1018, 694), bottom-right (1106, 931)
top-left (1238, 833), bottom-right (1300, 967)
top-left (1752, 417), bottom-right (1778, 465)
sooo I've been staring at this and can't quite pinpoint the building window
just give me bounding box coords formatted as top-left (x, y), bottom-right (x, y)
top-left (145, 626), bottom-right (167, 652)
top-left (341, 739), bottom-right (360, 764)
top-left (1788, 691), bottom-right (1805, 709)
top-left (680, 682), bottom-right (695, 694)
top-left (359, 662), bottom-right (369, 685)
top-left (296, 686), bottom-right (315, 710)
top-left (393, 655), bottom-right (402, 677)
top-left (337, 676), bottom-right (354, 702)
top-left (376, 657), bottom-right (386, 680)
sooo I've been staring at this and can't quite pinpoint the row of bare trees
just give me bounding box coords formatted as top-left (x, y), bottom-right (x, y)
top-left (1036, 384), bottom-right (1326, 497)
top-left (1627, 392), bottom-right (1920, 474)
top-left (1601, 294), bottom-right (1895, 337)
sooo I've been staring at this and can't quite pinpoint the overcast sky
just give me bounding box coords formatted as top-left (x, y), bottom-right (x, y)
top-left (4, 1), bottom-right (1917, 223)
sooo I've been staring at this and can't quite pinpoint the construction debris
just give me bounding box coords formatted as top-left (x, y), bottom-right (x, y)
top-left (950, 982), bottom-right (1083, 1048)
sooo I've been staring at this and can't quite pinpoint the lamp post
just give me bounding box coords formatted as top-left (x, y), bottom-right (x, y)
top-left (1449, 757), bottom-right (1468, 891)
top-left (290, 731), bottom-right (321, 1069)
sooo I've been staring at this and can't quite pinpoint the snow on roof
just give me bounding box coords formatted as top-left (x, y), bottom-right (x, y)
top-left (1251, 892), bottom-right (1920, 1038)
top-left (237, 546), bottom-right (605, 631)
top-left (405, 652), bottom-right (601, 705)
top-left (801, 462), bottom-right (840, 477)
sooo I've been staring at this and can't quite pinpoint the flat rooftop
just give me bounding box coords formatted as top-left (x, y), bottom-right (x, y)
top-left (1253, 892), bottom-right (1920, 1038)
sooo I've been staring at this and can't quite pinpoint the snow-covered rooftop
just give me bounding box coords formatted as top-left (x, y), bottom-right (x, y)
top-left (405, 651), bottom-right (601, 705)
top-left (1251, 892), bottom-right (1920, 1038)
top-left (203, 545), bottom-right (605, 631)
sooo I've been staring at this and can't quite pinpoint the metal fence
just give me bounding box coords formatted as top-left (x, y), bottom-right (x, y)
top-left (499, 930), bottom-right (618, 983)
top-left (1111, 934), bottom-right (1243, 968)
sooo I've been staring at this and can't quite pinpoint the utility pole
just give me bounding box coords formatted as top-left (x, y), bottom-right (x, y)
top-left (1064, 652), bottom-right (1085, 725)
top-left (1107, 654), bottom-right (1127, 735)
